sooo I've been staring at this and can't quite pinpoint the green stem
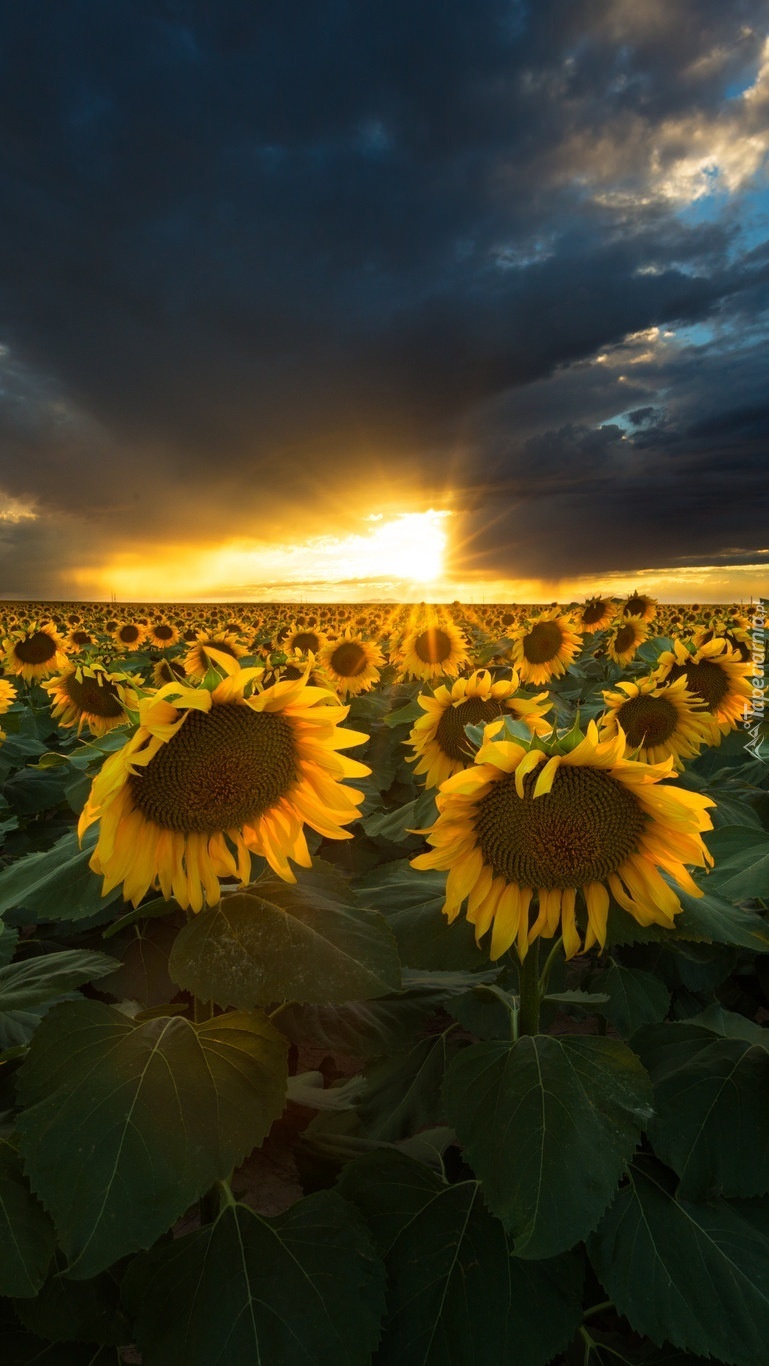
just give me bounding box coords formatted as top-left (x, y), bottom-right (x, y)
top-left (538, 935), bottom-right (564, 997)
top-left (582, 1299), bottom-right (614, 1320)
top-left (216, 1177), bottom-right (237, 1210)
top-left (516, 938), bottom-right (541, 1037)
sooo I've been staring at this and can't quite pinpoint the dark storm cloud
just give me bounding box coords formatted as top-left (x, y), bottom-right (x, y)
top-left (1, 0), bottom-right (768, 590)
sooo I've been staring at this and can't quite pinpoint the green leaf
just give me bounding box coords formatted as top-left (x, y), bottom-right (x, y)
top-left (0, 1139), bottom-right (56, 1297)
top-left (0, 951), bottom-right (120, 1049)
top-left (0, 1328), bottom-right (121, 1365)
top-left (357, 860), bottom-right (489, 970)
top-left (634, 1019), bottom-right (769, 1198)
top-left (362, 789), bottom-right (437, 844)
top-left (168, 876), bottom-right (401, 1008)
top-left (384, 698), bottom-right (424, 728)
top-left (338, 1150), bottom-right (584, 1366)
top-left (16, 999), bottom-right (288, 1278)
top-left (443, 1035), bottom-right (653, 1258)
top-left (590, 963), bottom-right (671, 1037)
top-left (588, 1156), bottom-right (769, 1365)
top-left (96, 919), bottom-right (181, 1008)
top-left (674, 878), bottom-right (769, 952)
top-left (277, 995), bottom-right (439, 1059)
top-left (0, 829), bottom-right (122, 923)
top-left (703, 825), bottom-right (769, 901)
top-left (2, 769), bottom-right (69, 817)
top-left (13, 1260), bottom-right (129, 1345)
top-left (358, 1031), bottom-right (457, 1141)
top-left (122, 1192), bottom-right (385, 1366)
top-left (0, 923), bottom-right (19, 968)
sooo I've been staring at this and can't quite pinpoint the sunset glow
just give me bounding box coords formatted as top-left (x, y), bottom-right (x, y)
top-left (67, 510), bottom-right (452, 602)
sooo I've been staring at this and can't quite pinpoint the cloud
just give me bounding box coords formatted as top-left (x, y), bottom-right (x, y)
top-left (0, 0), bottom-right (768, 596)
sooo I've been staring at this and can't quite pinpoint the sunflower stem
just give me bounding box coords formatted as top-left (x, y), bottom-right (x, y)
top-left (516, 939), bottom-right (541, 1037)
top-left (538, 935), bottom-right (564, 997)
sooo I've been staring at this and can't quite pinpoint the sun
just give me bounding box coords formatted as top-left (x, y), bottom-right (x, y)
top-left (363, 510), bottom-right (449, 583)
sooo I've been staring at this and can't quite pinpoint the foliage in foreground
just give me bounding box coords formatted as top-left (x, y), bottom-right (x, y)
top-left (0, 599), bottom-right (767, 1364)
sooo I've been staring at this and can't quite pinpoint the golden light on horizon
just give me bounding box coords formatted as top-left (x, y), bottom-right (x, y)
top-left (67, 508), bottom-right (452, 601)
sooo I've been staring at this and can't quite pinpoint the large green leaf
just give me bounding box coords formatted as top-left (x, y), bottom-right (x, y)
top-left (590, 962), bottom-right (670, 1038)
top-left (358, 1030), bottom-right (457, 1140)
top-left (443, 1035), bottom-right (653, 1258)
top-left (0, 829), bottom-right (121, 923)
top-left (0, 951), bottom-right (120, 1049)
top-left (702, 825), bottom-right (769, 901)
top-left (13, 1259), bottom-right (129, 1345)
top-left (96, 919), bottom-right (181, 1008)
top-left (588, 1156), bottom-right (769, 1365)
top-left (356, 860), bottom-right (489, 969)
top-left (16, 1000), bottom-right (288, 1278)
top-left (338, 1150), bottom-right (584, 1366)
top-left (0, 1139), bottom-right (56, 1297)
top-left (672, 880), bottom-right (769, 952)
top-left (276, 968), bottom-right (491, 1058)
top-left (168, 875), bottom-right (401, 1007)
top-left (0, 1330), bottom-right (121, 1365)
top-left (635, 1017), bottom-right (769, 1198)
top-left (122, 1192), bottom-right (385, 1366)
top-left (605, 882), bottom-right (769, 953)
top-left (0, 922), bottom-right (19, 967)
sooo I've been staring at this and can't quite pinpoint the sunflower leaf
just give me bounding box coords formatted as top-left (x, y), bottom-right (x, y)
top-left (0, 1138), bottom-right (56, 1298)
top-left (337, 1150), bottom-right (584, 1366)
top-left (356, 859), bottom-right (489, 970)
top-left (168, 872), bottom-right (401, 1007)
top-left (16, 1000), bottom-right (288, 1278)
top-left (0, 950), bottom-right (120, 1049)
top-left (589, 963), bottom-right (671, 1037)
top-left (587, 1156), bottom-right (769, 1364)
top-left (0, 828), bottom-right (122, 924)
top-left (122, 1192), bottom-right (385, 1366)
top-left (674, 878), bottom-right (769, 951)
top-left (634, 1019), bottom-right (769, 1199)
top-left (443, 1035), bottom-right (653, 1258)
top-left (701, 825), bottom-right (769, 901)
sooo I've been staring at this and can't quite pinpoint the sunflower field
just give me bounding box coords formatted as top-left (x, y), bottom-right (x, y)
top-left (0, 596), bottom-right (767, 1365)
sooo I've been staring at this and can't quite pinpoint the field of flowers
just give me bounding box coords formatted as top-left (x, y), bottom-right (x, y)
top-left (0, 595), bottom-right (767, 1365)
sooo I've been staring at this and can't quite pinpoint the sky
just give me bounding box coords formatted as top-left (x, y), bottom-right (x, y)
top-left (1, 0), bottom-right (768, 604)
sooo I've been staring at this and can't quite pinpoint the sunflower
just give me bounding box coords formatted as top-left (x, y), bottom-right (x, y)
top-left (411, 721), bottom-right (714, 961)
top-left (183, 632), bottom-right (247, 682)
top-left (606, 615), bottom-right (649, 666)
top-left (576, 597), bottom-right (616, 633)
top-left (599, 674), bottom-right (718, 769)
top-left (67, 627), bottom-right (96, 651)
top-left (152, 657), bottom-right (189, 688)
top-left (2, 622), bottom-right (69, 682)
top-left (396, 617), bottom-right (470, 683)
top-left (653, 637), bottom-right (754, 737)
top-left (509, 609), bottom-right (582, 686)
top-left (693, 622), bottom-right (752, 664)
top-left (0, 678), bottom-right (17, 712)
top-left (408, 669), bottom-right (553, 789)
top-left (78, 662), bottom-right (370, 911)
top-left (147, 620), bottom-right (180, 649)
top-left (620, 591), bottom-right (657, 622)
top-left (319, 632), bottom-right (385, 698)
top-left (45, 664), bottom-right (141, 737)
top-left (283, 623), bottom-right (328, 657)
top-left (112, 621), bottom-right (146, 651)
